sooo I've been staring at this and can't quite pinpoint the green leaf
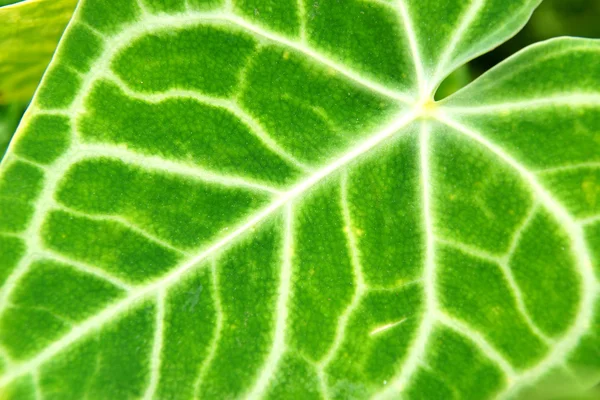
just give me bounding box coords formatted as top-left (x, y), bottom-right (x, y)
top-left (0, 0), bottom-right (599, 399)
top-left (0, 0), bottom-right (78, 104)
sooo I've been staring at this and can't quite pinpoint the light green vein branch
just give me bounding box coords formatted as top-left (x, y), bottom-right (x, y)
top-left (142, 289), bottom-right (165, 400)
top-left (397, 0), bottom-right (427, 96)
top-left (193, 258), bottom-right (223, 396)
top-left (430, 0), bottom-right (484, 92)
top-left (318, 172), bottom-right (367, 372)
top-left (63, 10), bottom-right (413, 121)
top-left (442, 93), bottom-right (600, 115)
top-left (100, 72), bottom-right (312, 173)
top-left (435, 237), bottom-right (503, 264)
top-left (245, 204), bottom-right (294, 399)
top-left (0, 152), bottom-right (77, 316)
top-left (437, 312), bottom-right (517, 380)
top-left (41, 249), bottom-right (134, 292)
top-left (434, 111), bottom-right (599, 399)
top-left (0, 108), bottom-right (420, 390)
top-left (53, 202), bottom-right (189, 256)
top-left (77, 142), bottom-right (283, 195)
top-left (535, 161), bottom-right (600, 175)
top-left (499, 204), bottom-right (555, 345)
top-left (297, 0), bottom-right (307, 44)
top-left (375, 122), bottom-right (438, 399)
top-left (579, 215), bottom-right (600, 226)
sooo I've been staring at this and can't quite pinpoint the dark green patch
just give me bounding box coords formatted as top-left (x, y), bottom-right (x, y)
top-left (406, 327), bottom-right (505, 399)
top-left (307, 0), bottom-right (415, 91)
top-left (57, 25), bottom-right (104, 73)
top-left (36, 65), bottom-right (81, 110)
top-left (156, 267), bottom-right (217, 400)
top-left (15, 115), bottom-right (71, 164)
top-left (432, 125), bottom-right (534, 254)
top-left (235, 0), bottom-right (300, 37)
top-left (0, 236), bottom-right (24, 287)
top-left (40, 302), bottom-right (156, 399)
top-left (264, 353), bottom-right (322, 399)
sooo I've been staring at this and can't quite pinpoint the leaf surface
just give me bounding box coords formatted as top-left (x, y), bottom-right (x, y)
top-left (0, 0), bottom-right (599, 399)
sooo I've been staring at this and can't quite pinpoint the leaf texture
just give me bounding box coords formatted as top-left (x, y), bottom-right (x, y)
top-left (0, 0), bottom-right (599, 399)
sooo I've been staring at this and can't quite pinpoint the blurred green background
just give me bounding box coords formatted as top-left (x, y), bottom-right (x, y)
top-left (436, 0), bottom-right (600, 99)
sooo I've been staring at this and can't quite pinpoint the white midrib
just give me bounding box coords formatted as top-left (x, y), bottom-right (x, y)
top-left (374, 123), bottom-right (438, 399)
top-left (0, 109), bottom-right (420, 387)
top-left (1, 4), bottom-right (598, 398)
top-left (3, 106), bottom-right (596, 396)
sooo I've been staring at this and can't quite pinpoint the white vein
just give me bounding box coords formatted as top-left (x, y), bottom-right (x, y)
top-left (78, 21), bottom-right (108, 40)
top-left (429, 0), bottom-right (485, 92)
top-left (434, 112), bottom-right (599, 398)
top-left (41, 249), bottom-right (134, 292)
top-left (376, 122), bottom-right (437, 399)
top-left (224, 0), bottom-right (233, 13)
top-left (245, 205), bottom-right (294, 399)
top-left (0, 108), bottom-right (419, 387)
top-left (227, 13), bottom-right (414, 103)
top-left (100, 72), bottom-right (312, 173)
top-left (319, 172), bottom-right (367, 370)
top-left (435, 237), bottom-right (503, 264)
top-left (0, 152), bottom-right (75, 316)
top-left (535, 161), bottom-right (600, 175)
top-left (370, 318), bottom-right (407, 336)
top-left (1, 1), bottom-right (598, 396)
top-left (77, 143), bottom-right (283, 195)
top-left (193, 258), bottom-right (223, 396)
top-left (397, 0), bottom-right (427, 96)
top-left (143, 289), bottom-right (165, 400)
top-left (579, 215), bottom-right (600, 226)
top-left (53, 202), bottom-right (189, 256)
top-left (135, 0), bottom-right (151, 17)
top-left (437, 312), bottom-right (517, 380)
top-left (297, 0), bottom-right (307, 44)
top-left (443, 93), bottom-right (600, 115)
top-left (498, 204), bottom-right (555, 345)
top-left (9, 154), bottom-right (47, 170)
top-left (33, 371), bottom-right (42, 400)
top-left (65, 11), bottom-right (413, 118)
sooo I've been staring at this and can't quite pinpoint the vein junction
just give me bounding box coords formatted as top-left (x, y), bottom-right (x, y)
top-left (0, 3), bottom-right (598, 399)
